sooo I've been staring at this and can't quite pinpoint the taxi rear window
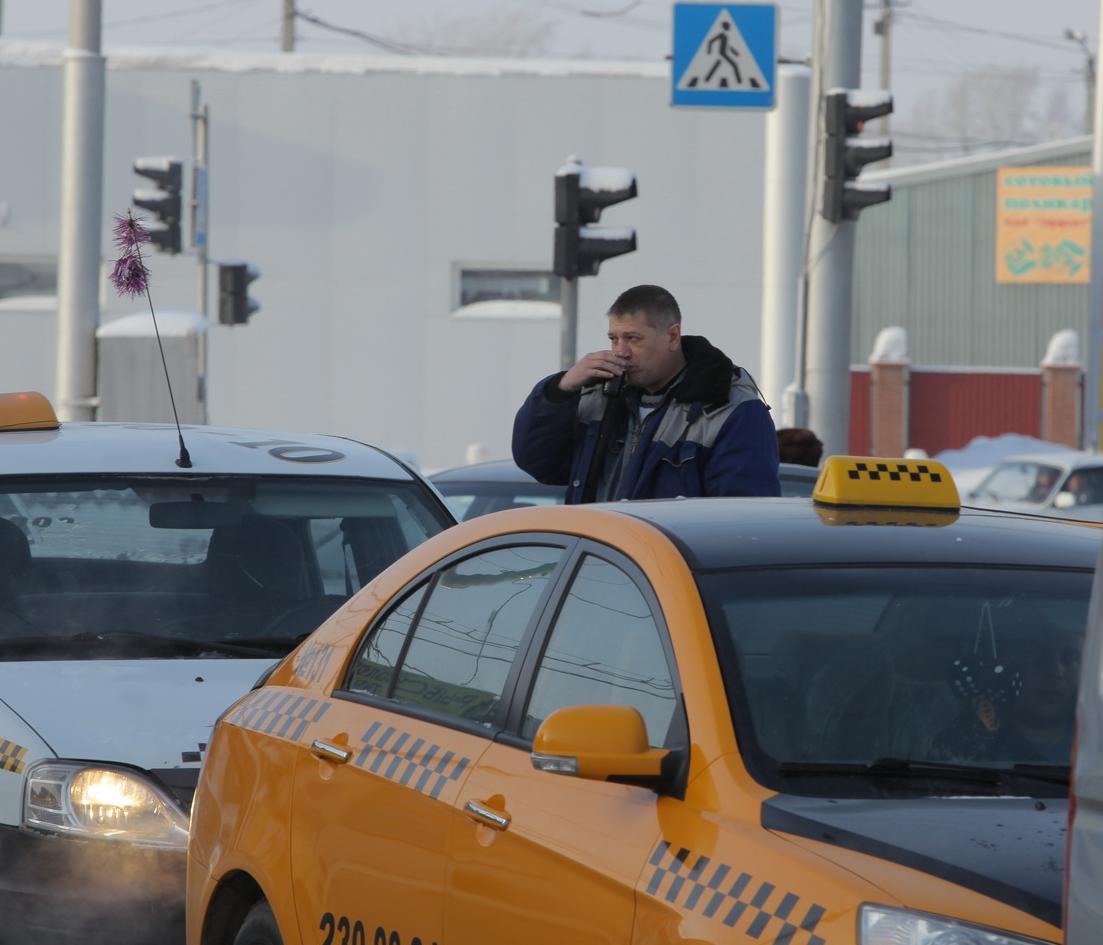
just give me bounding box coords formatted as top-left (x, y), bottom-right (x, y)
top-left (0, 476), bottom-right (451, 660)
top-left (699, 567), bottom-right (1090, 796)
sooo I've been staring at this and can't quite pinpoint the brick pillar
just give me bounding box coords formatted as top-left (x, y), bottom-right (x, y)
top-left (870, 362), bottom-right (909, 457)
top-left (1041, 364), bottom-right (1082, 448)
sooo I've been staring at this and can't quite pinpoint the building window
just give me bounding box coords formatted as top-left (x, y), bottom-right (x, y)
top-left (453, 268), bottom-right (561, 320)
top-left (0, 257), bottom-right (57, 301)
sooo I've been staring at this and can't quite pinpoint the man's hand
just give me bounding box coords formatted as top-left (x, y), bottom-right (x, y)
top-left (558, 351), bottom-right (629, 393)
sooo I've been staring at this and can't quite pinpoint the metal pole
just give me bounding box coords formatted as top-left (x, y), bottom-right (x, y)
top-left (1085, 3), bottom-right (1103, 450)
top-left (55, 0), bottom-right (105, 422)
top-left (1088, 51), bottom-right (1096, 136)
top-left (560, 278), bottom-right (578, 371)
top-left (190, 81), bottom-right (210, 422)
top-left (805, 0), bottom-right (863, 457)
top-left (281, 0), bottom-right (295, 52)
top-left (760, 64), bottom-right (810, 415)
top-left (878, 0), bottom-right (892, 137)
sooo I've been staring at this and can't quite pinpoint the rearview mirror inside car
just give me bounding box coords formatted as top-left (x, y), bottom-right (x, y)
top-left (149, 500), bottom-right (246, 529)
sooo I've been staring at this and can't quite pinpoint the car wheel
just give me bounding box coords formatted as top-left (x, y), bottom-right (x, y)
top-left (233, 901), bottom-right (283, 945)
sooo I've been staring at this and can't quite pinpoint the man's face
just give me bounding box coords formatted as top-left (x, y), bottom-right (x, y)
top-left (607, 311), bottom-right (682, 393)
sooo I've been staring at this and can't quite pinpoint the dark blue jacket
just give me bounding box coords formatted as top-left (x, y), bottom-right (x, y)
top-left (512, 336), bottom-right (780, 503)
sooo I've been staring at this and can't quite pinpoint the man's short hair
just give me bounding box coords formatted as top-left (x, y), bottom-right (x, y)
top-left (608, 284), bottom-right (682, 330)
top-left (777, 428), bottom-right (823, 467)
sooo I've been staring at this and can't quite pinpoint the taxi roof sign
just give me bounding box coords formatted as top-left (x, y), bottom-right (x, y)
top-left (0, 391), bottom-right (59, 431)
top-left (813, 456), bottom-right (960, 511)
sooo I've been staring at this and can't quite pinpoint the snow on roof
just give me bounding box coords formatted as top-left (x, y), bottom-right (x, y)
top-left (97, 310), bottom-right (208, 338)
top-left (0, 40), bottom-right (669, 80)
top-left (451, 299), bottom-right (560, 319)
top-left (0, 294), bottom-right (57, 313)
top-left (863, 135), bottom-right (1092, 187)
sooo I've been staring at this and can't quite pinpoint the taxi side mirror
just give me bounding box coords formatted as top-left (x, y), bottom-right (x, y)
top-left (530, 704), bottom-right (669, 787)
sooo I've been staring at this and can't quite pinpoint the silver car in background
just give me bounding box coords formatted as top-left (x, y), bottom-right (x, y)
top-left (429, 459), bottom-right (820, 520)
top-left (967, 451), bottom-right (1103, 521)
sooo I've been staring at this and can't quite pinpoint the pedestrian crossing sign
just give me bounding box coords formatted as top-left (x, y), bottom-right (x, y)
top-left (672, 3), bottom-right (777, 109)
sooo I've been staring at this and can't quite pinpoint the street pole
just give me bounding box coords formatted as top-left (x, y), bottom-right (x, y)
top-left (55, 0), bottom-right (105, 422)
top-left (282, 0), bottom-right (296, 52)
top-left (877, 0), bottom-right (892, 137)
top-left (190, 81), bottom-right (210, 422)
top-left (760, 64), bottom-right (811, 416)
top-left (1085, 5), bottom-right (1103, 450)
top-left (560, 277), bottom-right (578, 371)
top-left (805, 0), bottom-right (864, 457)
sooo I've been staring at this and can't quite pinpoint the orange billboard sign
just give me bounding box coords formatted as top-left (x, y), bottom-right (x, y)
top-left (995, 166), bottom-right (1091, 284)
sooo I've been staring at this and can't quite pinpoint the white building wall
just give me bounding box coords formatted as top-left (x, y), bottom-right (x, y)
top-left (0, 48), bottom-right (768, 470)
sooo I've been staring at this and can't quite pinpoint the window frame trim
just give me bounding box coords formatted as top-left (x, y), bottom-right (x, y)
top-left (499, 540), bottom-right (689, 766)
top-left (334, 532), bottom-right (579, 741)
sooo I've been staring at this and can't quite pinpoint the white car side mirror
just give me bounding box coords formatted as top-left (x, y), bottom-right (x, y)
top-left (1055, 491), bottom-right (1077, 509)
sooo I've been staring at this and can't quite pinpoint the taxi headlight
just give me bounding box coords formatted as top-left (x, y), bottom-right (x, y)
top-left (860, 906), bottom-right (1052, 945)
top-left (23, 761), bottom-right (188, 850)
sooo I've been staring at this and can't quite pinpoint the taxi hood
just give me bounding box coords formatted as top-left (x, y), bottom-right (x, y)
top-left (0, 659), bottom-right (275, 771)
top-left (762, 794), bottom-right (1065, 928)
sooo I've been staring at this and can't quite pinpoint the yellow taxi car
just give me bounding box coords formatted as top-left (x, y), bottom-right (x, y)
top-left (188, 457), bottom-right (1094, 945)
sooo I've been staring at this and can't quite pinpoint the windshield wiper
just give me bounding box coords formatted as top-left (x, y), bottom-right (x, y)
top-left (1010, 763), bottom-right (1069, 785)
top-left (0, 632), bottom-right (284, 659)
top-left (777, 758), bottom-right (1002, 784)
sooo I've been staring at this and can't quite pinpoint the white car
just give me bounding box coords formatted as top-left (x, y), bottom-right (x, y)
top-left (0, 392), bottom-right (454, 944)
top-left (966, 450), bottom-right (1103, 520)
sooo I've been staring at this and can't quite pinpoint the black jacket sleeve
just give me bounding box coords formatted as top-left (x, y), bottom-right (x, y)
top-left (511, 373), bottom-right (580, 486)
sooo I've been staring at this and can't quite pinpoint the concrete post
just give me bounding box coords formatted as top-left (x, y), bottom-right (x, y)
top-left (760, 64), bottom-right (811, 413)
top-left (54, 0), bottom-right (105, 421)
top-left (1042, 329), bottom-right (1082, 448)
top-left (868, 327), bottom-right (909, 457)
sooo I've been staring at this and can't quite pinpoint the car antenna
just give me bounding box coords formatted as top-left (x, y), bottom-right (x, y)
top-left (110, 211), bottom-right (192, 468)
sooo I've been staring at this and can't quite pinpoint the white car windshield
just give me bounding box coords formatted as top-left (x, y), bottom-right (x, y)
top-left (0, 475), bottom-right (451, 659)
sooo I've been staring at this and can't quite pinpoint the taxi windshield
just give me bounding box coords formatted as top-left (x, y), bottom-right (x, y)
top-left (0, 476), bottom-right (450, 660)
top-left (699, 567), bottom-right (1090, 796)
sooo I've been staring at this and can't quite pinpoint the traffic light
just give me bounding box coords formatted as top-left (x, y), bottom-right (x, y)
top-left (821, 90), bottom-right (893, 224)
top-left (218, 262), bottom-right (260, 325)
top-left (553, 158), bottom-right (638, 279)
top-left (132, 157), bottom-right (183, 254)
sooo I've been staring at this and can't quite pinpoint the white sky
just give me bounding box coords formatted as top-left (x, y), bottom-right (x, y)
top-left (2, 0), bottom-right (1100, 159)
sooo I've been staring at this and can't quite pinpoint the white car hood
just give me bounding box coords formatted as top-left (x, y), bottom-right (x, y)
top-left (0, 658), bottom-right (277, 770)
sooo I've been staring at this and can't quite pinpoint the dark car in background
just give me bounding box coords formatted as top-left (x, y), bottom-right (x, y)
top-left (430, 459), bottom-right (819, 520)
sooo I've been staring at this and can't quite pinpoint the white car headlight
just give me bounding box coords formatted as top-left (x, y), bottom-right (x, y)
top-left (23, 761), bottom-right (188, 850)
top-left (860, 905), bottom-right (1053, 945)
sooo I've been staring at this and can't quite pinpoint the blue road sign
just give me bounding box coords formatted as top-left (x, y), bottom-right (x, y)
top-left (671, 3), bottom-right (777, 109)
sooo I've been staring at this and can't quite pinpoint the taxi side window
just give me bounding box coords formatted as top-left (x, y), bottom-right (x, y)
top-left (390, 546), bottom-right (563, 726)
top-left (346, 583), bottom-right (428, 698)
top-left (522, 554), bottom-right (678, 748)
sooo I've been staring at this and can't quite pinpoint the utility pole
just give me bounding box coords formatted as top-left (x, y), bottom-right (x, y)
top-left (1065, 28), bottom-right (1096, 136)
top-left (1085, 6), bottom-right (1103, 450)
top-left (55, 0), bottom-right (105, 422)
top-left (282, 0), bottom-right (296, 52)
top-left (804, 0), bottom-right (865, 457)
top-left (874, 0), bottom-right (892, 137)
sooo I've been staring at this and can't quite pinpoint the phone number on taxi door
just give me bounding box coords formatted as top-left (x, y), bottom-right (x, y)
top-left (320, 913), bottom-right (437, 945)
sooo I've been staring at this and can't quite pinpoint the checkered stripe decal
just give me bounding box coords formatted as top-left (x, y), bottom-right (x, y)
top-left (227, 690), bottom-right (331, 742)
top-left (353, 720), bottom-right (470, 800)
top-left (645, 841), bottom-right (827, 945)
top-left (846, 461), bottom-right (941, 483)
top-left (0, 739), bottom-right (27, 774)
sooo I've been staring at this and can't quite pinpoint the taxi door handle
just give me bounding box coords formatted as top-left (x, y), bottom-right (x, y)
top-left (464, 799), bottom-right (511, 831)
top-left (310, 739), bottom-right (352, 764)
